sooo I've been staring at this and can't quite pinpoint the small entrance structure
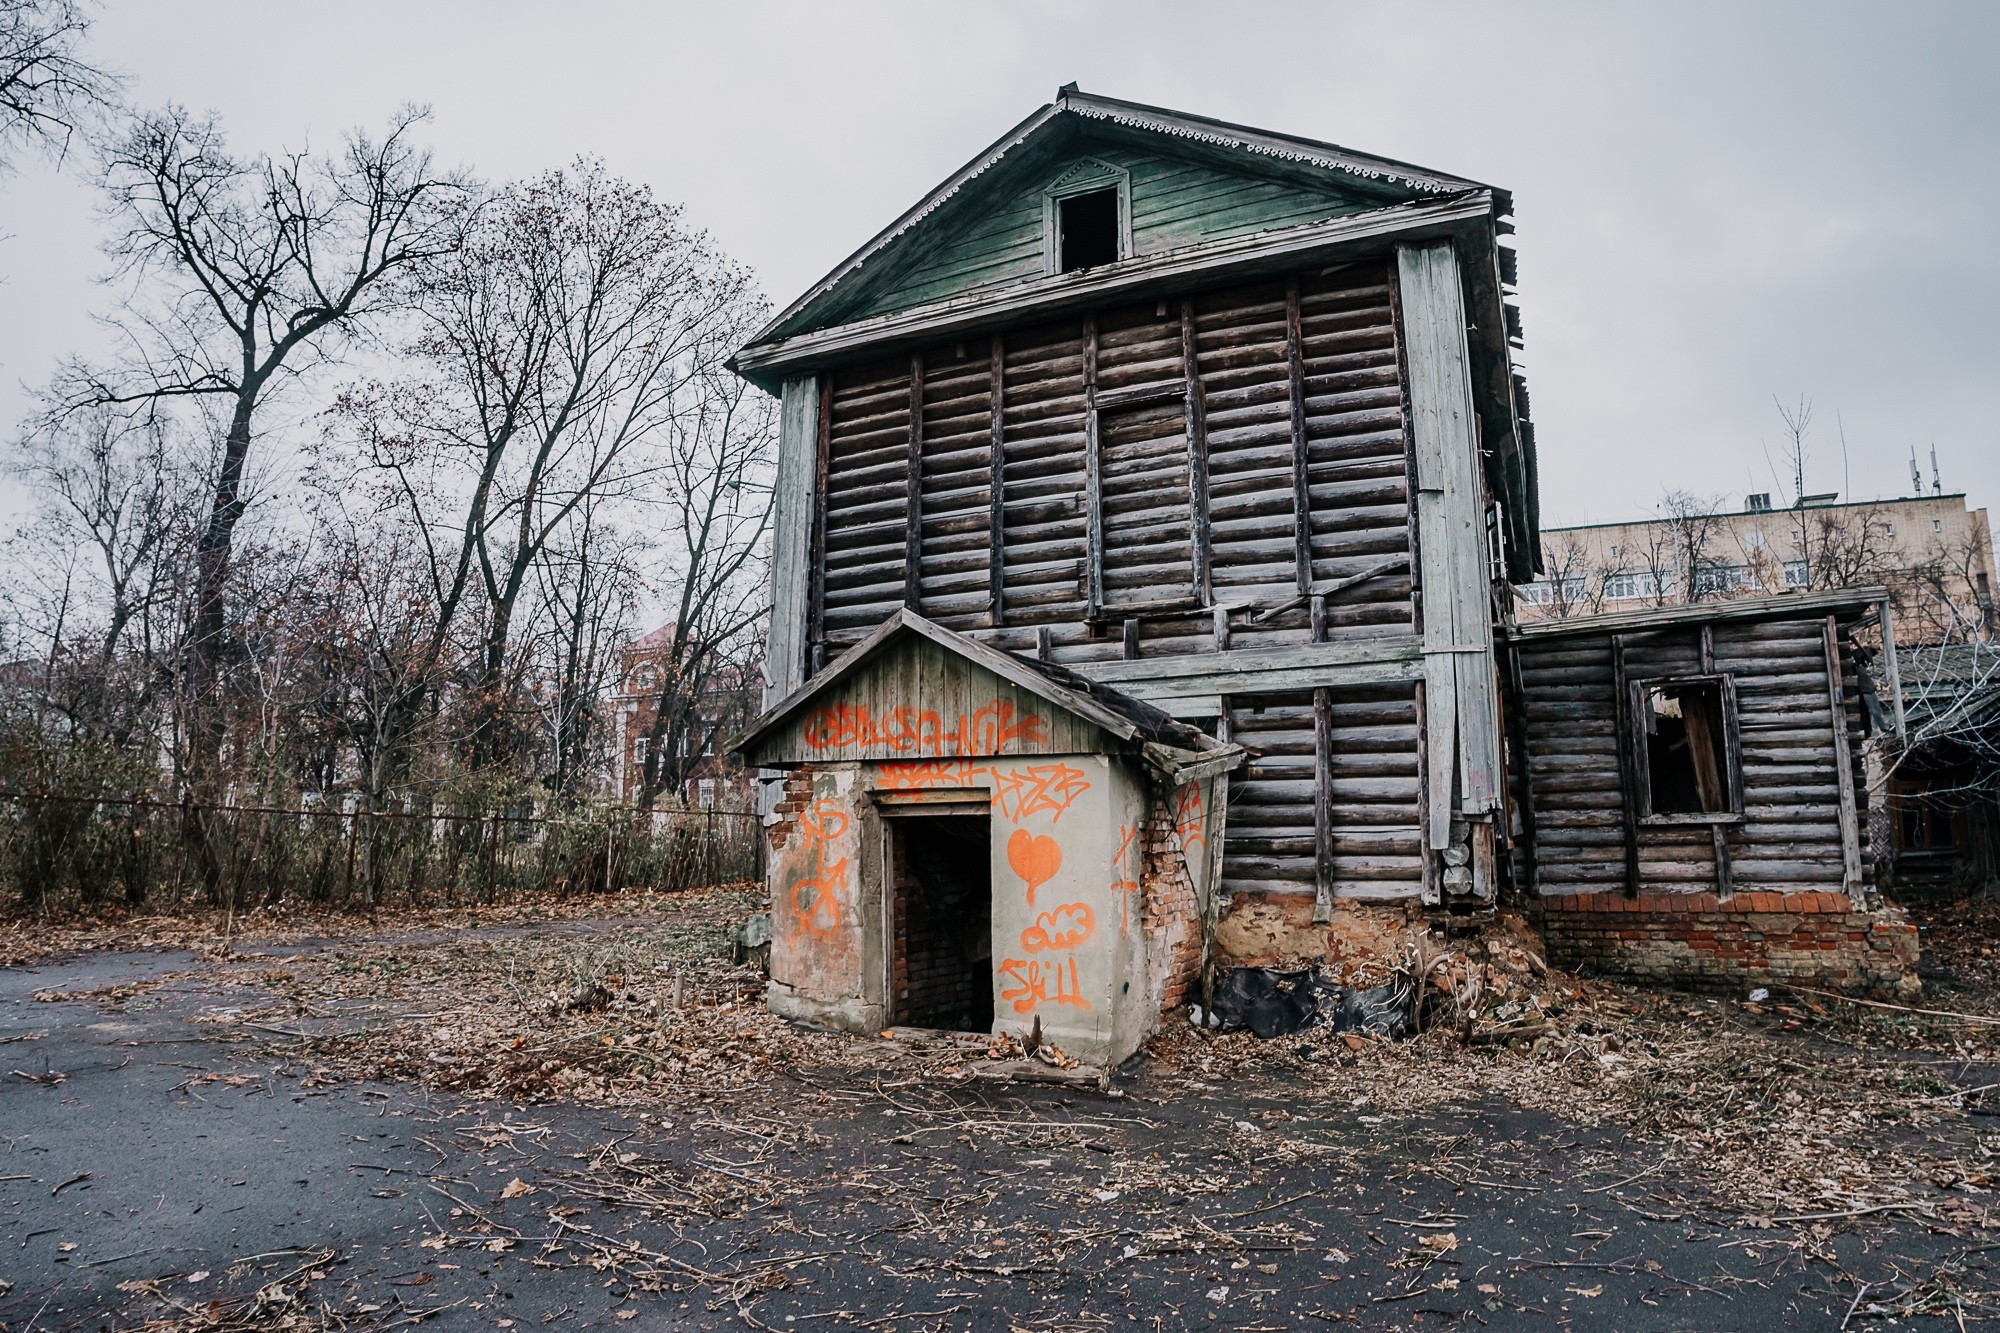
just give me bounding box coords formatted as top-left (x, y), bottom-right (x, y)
top-left (730, 610), bottom-right (1242, 1066)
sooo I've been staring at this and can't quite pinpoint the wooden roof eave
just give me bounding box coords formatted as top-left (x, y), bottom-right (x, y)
top-left (726, 608), bottom-right (1182, 765)
top-left (730, 191), bottom-right (1498, 393)
top-left (1501, 587), bottom-right (1891, 642)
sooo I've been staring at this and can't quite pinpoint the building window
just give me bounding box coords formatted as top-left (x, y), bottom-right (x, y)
top-left (1693, 564), bottom-right (1743, 596)
top-left (1783, 559), bottom-right (1809, 588)
top-left (633, 737), bottom-right (647, 766)
top-left (1518, 576), bottom-right (1584, 605)
top-left (1747, 492), bottom-right (1771, 512)
top-left (1632, 676), bottom-right (1740, 820)
top-left (698, 778), bottom-right (716, 808)
top-left (1882, 522), bottom-right (1894, 536)
top-left (1934, 519), bottom-right (1944, 532)
top-left (1602, 570), bottom-right (1667, 600)
top-left (1058, 188), bottom-right (1119, 272)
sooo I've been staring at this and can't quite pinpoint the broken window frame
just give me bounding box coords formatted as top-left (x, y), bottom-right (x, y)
top-left (1627, 672), bottom-right (1744, 826)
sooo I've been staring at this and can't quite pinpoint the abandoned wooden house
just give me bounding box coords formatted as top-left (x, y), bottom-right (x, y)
top-left (727, 88), bottom-right (1918, 1064)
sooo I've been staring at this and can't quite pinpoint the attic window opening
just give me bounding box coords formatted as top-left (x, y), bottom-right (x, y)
top-left (1059, 188), bottom-right (1120, 272)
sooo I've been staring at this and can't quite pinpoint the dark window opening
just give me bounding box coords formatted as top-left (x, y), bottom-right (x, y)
top-left (1639, 680), bottom-right (1733, 816)
top-left (1894, 780), bottom-right (1962, 852)
top-left (889, 813), bottom-right (993, 1031)
top-left (1059, 188), bottom-right (1119, 273)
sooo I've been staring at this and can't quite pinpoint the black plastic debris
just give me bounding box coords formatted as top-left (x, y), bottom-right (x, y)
top-left (1207, 968), bottom-right (1325, 1039)
top-left (1204, 968), bottom-right (1414, 1041)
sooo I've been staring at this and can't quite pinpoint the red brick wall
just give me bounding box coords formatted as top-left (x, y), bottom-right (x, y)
top-left (1540, 891), bottom-right (1919, 998)
top-left (766, 767), bottom-right (816, 856)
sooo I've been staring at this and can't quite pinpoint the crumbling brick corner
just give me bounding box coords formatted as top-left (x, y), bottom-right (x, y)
top-left (766, 766), bottom-right (816, 857)
top-left (1139, 781), bottom-right (1203, 1018)
top-left (1537, 891), bottom-right (1920, 1000)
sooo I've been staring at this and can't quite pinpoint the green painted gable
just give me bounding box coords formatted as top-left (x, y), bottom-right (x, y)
top-left (844, 145), bottom-right (1378, 324)
top-left (753, 90), bottom-right (1490, 346)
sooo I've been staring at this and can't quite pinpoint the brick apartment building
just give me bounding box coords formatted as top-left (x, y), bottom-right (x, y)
top-left (609, 626), bottom-right (760, 809)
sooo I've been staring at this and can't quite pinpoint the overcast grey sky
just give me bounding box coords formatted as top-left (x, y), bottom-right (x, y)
top-left (1, 1), bottom-right (1995, 530)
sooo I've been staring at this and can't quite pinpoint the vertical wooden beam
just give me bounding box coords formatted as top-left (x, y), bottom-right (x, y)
top-left (1200, 705), bottom-right (1234, 1013)
top-left (1180, 298), bottom-right (1212, 604)
top-left (1880, 596), bottom-right (1907, 741)
top-left (1825, 616), bottom-right (1863, 895)
top-left (1310, 593), bottom-right (1327, 644)
top-left (1212, 605), bottom-right (1230, 652)
top-left (1285, 278), bottom-right (1312, 595)
top-left (769, 374), bottom-right (823, 701)
top-left (987, 335), bottom-right (1006, 627)
top-left (1502, 645), bottom-right (1539, 897)
top-left (1700, 623), bottom-right (1714, 674)
top-left (1387, 257), bottom-right (1423, 628)
top-left (1083, 315), bottom-right (1103, 621)
top-left (1122, 618), bottom-right (1139, 661)
top-left (1036, 626), bottom-right (1052, 662)
top-left (1313, 686), bottom-right (1333, 924)
top-left (808, 382), bottom-right (832, 680)
top-left (1611, 633), bottom-right (1641, 897)
top-left (903, 353), bottom-right (924, 612)
top-left (1711, 825), bottom-right (1734, 902)
top-left (1699, 622), bottom-right (1732, 897)
top-left (1414, 679), bottom-right (1436, 904)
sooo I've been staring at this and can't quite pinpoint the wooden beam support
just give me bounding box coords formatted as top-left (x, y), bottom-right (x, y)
top-left (903, 352), bottom-right (924, 612)
top-left (1122, 618), bottom-right (1140, 661)
top-left (1415, 678), bottom-right (1436, 904)
top-left (988, 334), bottom-right (1006, 627)
top-left (1825, 616), bottom-right (1863, 895)
top-left (1310, 594), bottom-right (1326, 643)
top-left (1502, 645), bottom-right (1539, 896)
top-left (1212, 604), bottom-right (1230, 652)
top-left (1036, 625), bottom-right (1052, 662)
top-left (1083, 315), bottom-right (1103, 620)
top-left (1313, 686), bottom-right (1334, 923)
top-left (1181, 298), bottom-right (1212, 605)
top-left (1880, 596), bottom-right (1906, 741)
top-left (769, 374), bottom-right (823, 702)
top-left (1611, 633), bottom-right (1640, 897)
top-left (1285, 277), bottom-right (1312, 595)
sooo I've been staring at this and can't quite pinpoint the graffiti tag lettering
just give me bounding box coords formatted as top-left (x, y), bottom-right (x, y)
top-left (1175, 782), bottom-right (1206, 855)
top-left (803, 699), bottom-right (1048, 757)
top-left (997, 955), bottom-right (1092, 1013)
top-left (1019, 903), bottom-right (1094, 953)
top-left (782, 799), bottom-right (849, 938)
top-left (873, 759), bottom-right (1093, 827)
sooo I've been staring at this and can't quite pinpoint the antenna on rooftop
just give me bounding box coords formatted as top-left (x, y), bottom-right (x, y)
top-left (1931, 444), bottom-right (1942, 496)
top-left (1910, 447), bottom-right (1923, 497)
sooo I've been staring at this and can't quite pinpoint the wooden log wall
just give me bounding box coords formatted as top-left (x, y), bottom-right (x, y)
top-left (812, 260), bottom-right (1416, 664)
top-left (1220, 683), bottom-right (1424, 903)
top-left (1515, 617), bottom-right (1870, 899)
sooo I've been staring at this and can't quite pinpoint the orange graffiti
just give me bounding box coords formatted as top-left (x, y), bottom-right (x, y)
top-left (1109, 824), bottom-right (1139, 894)
top-left (873, 759), bottom-right (1093, 826)
top-left (803, 699), bottom-right (1048, 757)
top-left (1019, 902), bottom-right (1094, 953)
top-left (991, 763), bottom-right (1092, 824)
top-left (1007, 830), bottom-right (1063, 905)
top-left (997, 955), bottom-right (1093, 1014)
top-left (1175, 783), bottom-right (1206, 855)
top-left (783, 799), bottom-right (849, 938)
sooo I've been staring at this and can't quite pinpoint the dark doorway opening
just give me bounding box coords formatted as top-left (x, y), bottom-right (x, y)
top-left (889, 813), bottom-right (993, 1031)
top-left (1059, 187), bottom-right (1119, 272)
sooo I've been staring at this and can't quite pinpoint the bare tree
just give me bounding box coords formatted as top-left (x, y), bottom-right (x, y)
top-left (531, 491), bottom-right (643, 803)
top-left (0, 0), bottom-right (118, 174)
top-left (1528, 529), bottom-right (1600, 619)
top-left (399, 159), bottom-right (761, 773)
top-left (57, 104), bottom-right (465, 777)
top-left (1656, 489), bottom-right (1730, 602)
top-left (633, 371), bottom-right (773, 811)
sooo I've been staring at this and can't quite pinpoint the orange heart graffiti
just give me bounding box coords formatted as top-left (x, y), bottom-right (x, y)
top-left (1006, 829), bottom-right (1062, 905)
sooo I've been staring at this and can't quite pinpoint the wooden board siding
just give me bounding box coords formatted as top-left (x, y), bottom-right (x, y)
top-left (1220, 684), bottom-right (1424, 903)
top-left (821, 357), bottom-right (914, 640)
top-left (847, 147), bottom-right (1373, 326)
top-left (812, 264), bottom-right (1415, 662)
top-left (1516, 618), bottom-right (1870, 899)
top-left (757, 632), bottom-right (1112, 765)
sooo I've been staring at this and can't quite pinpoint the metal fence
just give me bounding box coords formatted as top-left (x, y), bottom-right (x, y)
top-left (0, 791), bottom-right (764, 913)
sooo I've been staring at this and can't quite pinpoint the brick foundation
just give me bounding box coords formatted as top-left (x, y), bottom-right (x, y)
top-left (1540, 891), bottom-right (1920, 998)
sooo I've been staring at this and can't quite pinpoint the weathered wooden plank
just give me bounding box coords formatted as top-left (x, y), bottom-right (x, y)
top-left (1824, 616), bottom-right (1862, 894)
top-left (987, 334), bottom-right (1006, 626)
top-left (1611, 634), bottom-right (1640, 897)
top-left (1399, 242), bottom-right (1501, 842)
top-left (1879, 596), bottom-right (1906, 740)
top-left (1182, 298), bottom-right (1212, 605)
top-left (1083, 315), bottom-right (1103, 619)
top-left (1286, 278), bottom-right (1312, 595)
top-left (903, 353), bottom-right (924, 611)
top-left (768, 375), bottom-right (822, 703)
top-left (1314, 686), bottom-right (1333, 922)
